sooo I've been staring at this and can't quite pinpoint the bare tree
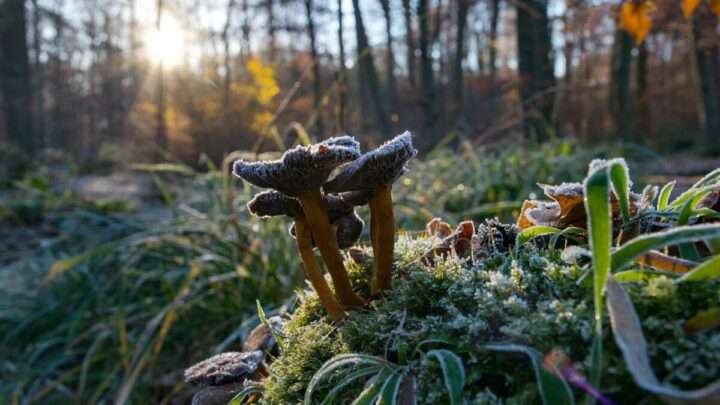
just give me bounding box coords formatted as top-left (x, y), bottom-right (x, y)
top-left (336, 0), bottom-right (347, 132)
top-left (693, 11), bottom-right (720, 153)
top-left (417, 0), bottom-right (435, 128)
top-left (610, 29), bottom-right (633, 139)
top-left (1, 0), bottom-right (35, 154)
top-left (402, 0), bottom-right (417, 87)
top-left (155, 0), bottom-right (167, 160)
top-left (222, 0), bottom-right (237, 114)
top-left (489, 0), bottom-right (499, 79)
top-left (516, 0), bottom-right (555, 140)
top-left (304, 0), bottom-right (324, 136)
top-left (351, 0), bottom-right (391, 135)
top-left (452, 0), bottom-right (471, 119)
top-left (378, 0), bottom-right (398, 113)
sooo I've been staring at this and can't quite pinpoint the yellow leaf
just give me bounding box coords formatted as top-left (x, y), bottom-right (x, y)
top-left (710, 0), bottom-right (720, 16)
top-left (619, 0), bottom-right (655, 44)
top-left (683, 0), bottom-right (702, 17)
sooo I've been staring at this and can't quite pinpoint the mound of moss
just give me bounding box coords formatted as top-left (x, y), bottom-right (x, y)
top-left (261, 223), bottom-right (720, 404)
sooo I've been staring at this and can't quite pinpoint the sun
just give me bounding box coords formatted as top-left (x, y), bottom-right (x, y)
top-left (144, 16), bottom-right (186, 67)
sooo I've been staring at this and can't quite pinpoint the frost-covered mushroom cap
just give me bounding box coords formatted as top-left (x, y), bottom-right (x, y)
top-left (247, 190), bottom-right (302, 218)
top-left (324, 131), bottom-right (417, 193)
top-left (184, 351), bottom-right (264, 386)
top-left (233, 136), bottom-right (361, 196)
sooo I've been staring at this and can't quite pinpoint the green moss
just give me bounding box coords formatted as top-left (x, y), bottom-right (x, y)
top-left (262, 232), bottom-right (720, 404)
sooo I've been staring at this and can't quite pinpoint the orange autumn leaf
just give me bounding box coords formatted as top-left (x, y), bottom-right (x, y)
top-left (683, 0), bottom-right (702, 17)
top-left (711, 0), bottom-right (720, 16)
top-left (619, 0), bottom-right (655, 43)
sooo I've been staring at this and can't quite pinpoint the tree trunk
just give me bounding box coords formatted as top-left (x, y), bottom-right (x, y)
top-left (222, 0), bottom-right (236, 114)
top-left (155, 0), bottom-right (167, 160)
top-left (351, 0), bottom-right (391, 135)
top-left (0, 0), bottom-right (35, 154)
top-left (516, 0), bottom-right (555, 141)
top-left (611, 30), bottom-right (633, 140)
top-left (489, 0), bottom-right (500, 79)
top-left (417, 0), bottom-right (435, 128)
top-left (402, 0), bottom-right (417, 88)
top-left (241, 0), bottom-right (251, 58)
top-left (336, 0), bottom-right (347, 132)
top-left (452, 0), bottom-right (470, 119)
top-left (266, 0), bottom-right (276, 62)
top-left (378, 0), bottom-right (398, 114)
top-left (636, 39), bottom-right (651, 137)
top-left (693, 13), bottom-right (720, 153)
top-left (31, 0), bottom-right (45, 147)
top-left (304, 0), bottom-right (324, 136)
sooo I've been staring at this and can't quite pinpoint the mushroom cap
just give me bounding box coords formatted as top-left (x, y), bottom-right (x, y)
top-left (290, 211), bottom-right (364, 249)
top-left (233, 136), bottom-right (361, 197)
top-left (324, 131), bottom-right (417, 193)
top-left (184, 351), bottom-right (264, 386)
top-left (247, 190), bottom-right (302, 218)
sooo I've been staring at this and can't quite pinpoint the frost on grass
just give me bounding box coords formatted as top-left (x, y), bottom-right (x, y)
top-left (261, 226), bottom-right (720, 404)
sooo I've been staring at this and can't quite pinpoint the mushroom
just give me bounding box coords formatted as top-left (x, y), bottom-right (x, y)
top-left (247, 191), bottom-right (346, 321)
top-left (184, 351), bottom-right (265, 387)
top-left (233, 136), bottom-right (365, 307)
top-left (289, 193), bottom-right (365, 249)
top-left (324, 132), bottom-right (417, 296)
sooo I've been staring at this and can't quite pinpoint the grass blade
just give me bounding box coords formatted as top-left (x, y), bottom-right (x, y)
top-left (605, 278), bottom-right (720, 402)
top-left (657, 181), bottom-right (675, 210)
top-left (584, 163), bottom-right (612, 392)
top-left (515, 226), bottom-right (560, 257)
top-left (608, 159), bottom-right (631, 223)
top-left (425, 349), bottom-right (465, 405)
top-left (484, 343), bottom-right (574, 405)
top-left (305, 354), bottom-right (386, 405)
top-left (378, 369), bottom-right (405, 405)
top-left (351, 367), bottom-right (393, 405)
top-left (683, 308), bottom-right (720, 334)
top-left (611, 224), bottom-right (720, 271)
top-left (677, 255), bottom-right (720, 283)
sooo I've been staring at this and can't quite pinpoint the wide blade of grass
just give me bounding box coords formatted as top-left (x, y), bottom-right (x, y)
top-left (425, 349), bottom-right (465, 405)
top-left (605, 278), bottom-right (720, 403)
top-left (484, 343), bottom-right (574, 405)
top-left (657, 181), bottom-right (676, 210)
top-left (611, 224), bottom-right (720, 271)
top-left (608, 159), bottom-right (631, 223)
top-left (677, 255), bottom-right (720, 282)
top-left (514, 226), bottom-right (560, 257)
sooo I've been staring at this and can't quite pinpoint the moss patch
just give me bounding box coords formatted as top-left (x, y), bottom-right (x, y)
top-left (262, 231), bottom-right (720, 404)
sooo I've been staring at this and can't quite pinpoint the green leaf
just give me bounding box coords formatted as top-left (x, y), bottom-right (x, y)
top-left (609, 159), bottom-right (631, 223)
top-left (677, 255), bottom-right (720, 282)
top-left (657, 181), bottom-right (676, 210)
top-left (670, 168), bottom-right (720, 209)
top-left (614, 269), bottom-right (677, 283)
top-left (256, 301), bottom-right (283, 351)
top-left (484, 343), bottom-right (574, 405)
top-left (584, 165), bottom-right (612, 330)
top-left (611, 224), bottom-right (720, 271)
top-left (425, 349), bottom-right (465, 405)
top-left (352, 367), bottom-right (393, 405)
top-left (305, 354), bottom-right (386, 405)
top-left (321, 366), bottom-right (384, 405)
top-left (515, 226), bottom-right (560, 257)
top-left (605, 278), bottom-right (720, 402)
top-left (378, 369), bottom-right (406, 405)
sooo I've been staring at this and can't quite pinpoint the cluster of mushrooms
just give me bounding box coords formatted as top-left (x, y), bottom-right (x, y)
top-left (233, 131), bottom-right (417, 321)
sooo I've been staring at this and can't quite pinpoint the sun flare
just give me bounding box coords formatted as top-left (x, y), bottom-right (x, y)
top-left (144, 16), bottom-right (186, 67)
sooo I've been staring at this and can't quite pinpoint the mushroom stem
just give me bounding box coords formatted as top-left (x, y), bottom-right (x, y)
top-left (369, 184), bottom-right (395, 295)
top-left (294, 217), bottom-right (346, 321)
top-left (299, 190), bottom-right (366, 307)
